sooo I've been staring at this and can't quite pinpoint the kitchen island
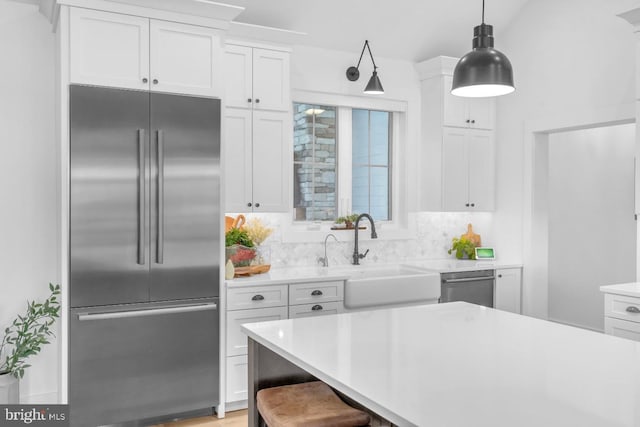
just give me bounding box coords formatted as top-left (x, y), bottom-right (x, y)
top-left (242, 302), bottom-right (640, 427)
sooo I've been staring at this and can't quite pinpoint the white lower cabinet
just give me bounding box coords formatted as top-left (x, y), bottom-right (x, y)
top-left (225, 280), bottom-right (344, 407)
top-left (602, 291), bottom-right (640, 341)
top-left (225, 355), bottom-right (248, 402)
top-left (604, 317), bottom-right (640, 341)
top-left (226, 306), bottom-right (288, 357)
top-left (494, 268), bottom-right (522, 314)
top-left (289, 301), bottom-right (342, 318)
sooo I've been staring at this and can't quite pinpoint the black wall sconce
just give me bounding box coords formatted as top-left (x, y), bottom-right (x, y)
top-left (346, 40), bottom-right (384, 94)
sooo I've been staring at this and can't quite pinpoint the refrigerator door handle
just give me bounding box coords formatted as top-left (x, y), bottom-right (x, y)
top-left (77, 302), bottom-right (217, 321)
top-left (137, 129), bottom-right (146, 265)
top-left (156, 129), bottom-right (164, 264)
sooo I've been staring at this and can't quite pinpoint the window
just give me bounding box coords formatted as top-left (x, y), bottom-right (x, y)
top-left (293, 104), bottom-right (337, 221)
top-left (293, 102), bottom-right (393, 222)
top-left (352, 109), bottom-right (391, 221)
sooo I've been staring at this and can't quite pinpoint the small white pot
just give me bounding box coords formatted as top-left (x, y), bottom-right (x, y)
top-left (0, 373), bottom-right (19, 404)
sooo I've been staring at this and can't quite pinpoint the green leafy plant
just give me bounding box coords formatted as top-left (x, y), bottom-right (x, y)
top-left (335, 214), bottom-right (359, 226)
top-left (448, 237), bottom-right (477, 260)
top-left (0, 284), bottom-right (61, 379)
top-left (225, 228), bottom-right (255, 248)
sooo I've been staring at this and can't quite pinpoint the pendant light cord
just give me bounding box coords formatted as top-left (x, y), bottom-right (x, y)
top-left (482, 0), bottom-right (485, 24)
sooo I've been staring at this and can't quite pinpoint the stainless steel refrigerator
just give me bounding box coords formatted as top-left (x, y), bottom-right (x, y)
top-left (68, 85), bottom-right (220, 426)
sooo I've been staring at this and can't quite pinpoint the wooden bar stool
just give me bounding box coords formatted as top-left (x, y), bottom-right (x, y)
top-left (256, 381), bottom-right (371, 427)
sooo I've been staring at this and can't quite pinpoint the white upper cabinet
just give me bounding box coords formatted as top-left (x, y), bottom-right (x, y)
top-left (442, 128), bottom-right (495, 211)
top-left (251, 110), bottom-right (289, 211)
top-left (149, 20), bottom-right (221, 96)
top-left (70, 8), bottom-right (149, 90)
top-left (223, 42), bottom-right (291, 213)
top-left (417, 56), bottom-right (497, 211)
top-left (70, 8), bottom-right (221, 96)
top-left (442, 76), bottom-right (495, 130)
top-left (223, 44), bottom-right (290, 112)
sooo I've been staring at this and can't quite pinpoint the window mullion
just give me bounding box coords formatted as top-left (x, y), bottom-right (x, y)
top-left (338, 107), bottom-right (352, 217)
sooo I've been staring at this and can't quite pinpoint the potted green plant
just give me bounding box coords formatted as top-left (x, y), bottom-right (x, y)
top-left (448, 237), bottom-right (477, 260)
top-left (334, 213), bottom-right (359, 229)
top-left (0, 284), bottom-right (61, 404)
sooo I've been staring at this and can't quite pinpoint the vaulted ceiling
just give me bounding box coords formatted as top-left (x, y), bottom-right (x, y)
top-left (221, 0), bottom-right (530, 62)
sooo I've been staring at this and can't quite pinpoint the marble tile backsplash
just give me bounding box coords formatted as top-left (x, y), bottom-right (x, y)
top-left (232, 212), bottom-right (494, 268)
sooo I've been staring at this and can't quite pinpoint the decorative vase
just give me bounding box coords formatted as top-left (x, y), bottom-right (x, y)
top-left (253, 245), bottom-right (271, 266)
top-left (0, 373), bottom-right (19, 404)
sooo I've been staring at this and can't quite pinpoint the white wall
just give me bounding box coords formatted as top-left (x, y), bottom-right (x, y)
top-left (0, 1), bottom-right (58, 401)
top-left (495, 0), bottom-right (637, 317)
top-left (548, 124), bottom-right (636, 331)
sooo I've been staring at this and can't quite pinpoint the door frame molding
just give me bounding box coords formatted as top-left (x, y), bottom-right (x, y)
top-left (522, 102), bottom-right (635, 320)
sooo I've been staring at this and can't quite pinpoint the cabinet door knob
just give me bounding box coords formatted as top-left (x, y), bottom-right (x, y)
top-left (247, 202), bottom-right (252, 207)
top-left (471, 120), bottom-right (476, 124)
top-left (152, 79), bottom-right (158, 84)
top-left (247, 98), bottom-right (252, 103)
top-left (311, 304), bottom-right (323, 311)
top-left (465, 203), bottom-right (470, 207)
top-left (466, 119), bottom-right (470, 123)
top-left (142, 78), bottom-right (148, 83)
top-left (626, 306), bottom-right (640, 313)
top-left (251, 294), bottom-right (265, 301)
top-left (255, 98), bottom-right (260, 103)
top-left (498, 274), bottom-right (502, 278)
top-left (255, 202), bottom-right (260, 208)
top-left (311, 290), bottom-right (323, 296)
top-left (470, 203), bottom-right (475, 207)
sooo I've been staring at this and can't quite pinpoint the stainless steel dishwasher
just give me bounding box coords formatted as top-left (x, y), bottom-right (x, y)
top-left (440, 270), bottom-right (495, 307)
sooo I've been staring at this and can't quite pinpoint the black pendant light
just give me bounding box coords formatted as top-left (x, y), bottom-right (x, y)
top-left (452, 0), bottom-right (514, 97)
top-left (346, 40), bottom-right (384, 95)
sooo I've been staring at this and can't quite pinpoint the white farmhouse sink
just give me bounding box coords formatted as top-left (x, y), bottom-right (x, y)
top-left (333, 264), bottom-right (441, 310)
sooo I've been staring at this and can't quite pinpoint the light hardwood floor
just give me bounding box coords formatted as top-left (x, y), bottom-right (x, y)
top-left (154, 410), bottom-right (248, 427)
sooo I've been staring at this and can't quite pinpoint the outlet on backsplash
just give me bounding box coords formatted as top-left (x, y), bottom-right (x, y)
top-left (224, 212), bottom-right (493, 268)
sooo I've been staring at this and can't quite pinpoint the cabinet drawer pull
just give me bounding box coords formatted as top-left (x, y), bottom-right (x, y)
top-left (626, 306), bottom-right (640, 314)
top-left (311, 290), bottom-right (323, 296)
top-left (311, 304), bottom-right (323, 311)
top-left (251, 294), bottom-right (265, 301)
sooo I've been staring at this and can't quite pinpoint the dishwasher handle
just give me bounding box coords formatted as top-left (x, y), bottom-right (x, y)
top-left (78, 303), bottom-right (217, 321)
top-left (442, 276), bottom-right (495, 284)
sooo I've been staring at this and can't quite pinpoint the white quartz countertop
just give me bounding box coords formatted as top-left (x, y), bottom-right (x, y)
top-left (403, 258), bottom-right (522, 272)
top-left (226, 266), bottom-right (351, 287)
top-left (600, 282), bottom-right (640, 298)
top-left (242, 302), bottom-right (640, 427)
top-left (226, 259), bottom-right (522, 287)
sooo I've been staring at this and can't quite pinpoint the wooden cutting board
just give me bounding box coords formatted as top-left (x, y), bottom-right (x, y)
top-left (462, 223), bottom-right (481, 247)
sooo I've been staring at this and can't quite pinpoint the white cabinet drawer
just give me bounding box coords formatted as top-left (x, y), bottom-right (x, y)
top-left (227, 285), bottom-right (288, 311)
top-left (604, 317), bottom-right (640, 342)
top-left (289, 302), bottom-right (343, 319)
top-left (225, 355), bottom-right (248, 403)
top-left (604, 294), bottom-right (640, 323)
top-left (226, 306), bottom-right (288, 356)
top-left (288, 281), bottom-right (344, 305)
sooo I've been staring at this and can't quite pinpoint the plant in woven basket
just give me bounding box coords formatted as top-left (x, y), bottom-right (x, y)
top-left (0, 284), bottom-right (61, 379)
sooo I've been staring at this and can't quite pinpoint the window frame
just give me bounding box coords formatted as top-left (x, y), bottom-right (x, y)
top-left (283, 90), bottom-right (411, 242)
